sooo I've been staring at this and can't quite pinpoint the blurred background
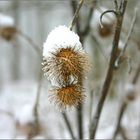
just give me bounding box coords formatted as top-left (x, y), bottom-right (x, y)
top-left (0, 0), bottom-right (140, 139)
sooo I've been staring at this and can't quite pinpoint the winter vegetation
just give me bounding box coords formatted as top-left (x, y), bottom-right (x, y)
top-left (0, 0), bottom-right (140, 139)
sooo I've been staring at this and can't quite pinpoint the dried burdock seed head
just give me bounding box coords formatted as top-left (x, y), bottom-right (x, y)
top-left (42, 47), bottom-right (90, 86)
top-left (98, 23), bottom-right (113, 37)
top-left (42, 25), bottom-right (90, 86)
top-left (91, 7), bottom-right (115, 38)
top-left (49, 84), bottom-right (85, 110)
top-left (0, 13), bottom-right (16, 41)
top-left (0, 27), bottom-right (16, 41)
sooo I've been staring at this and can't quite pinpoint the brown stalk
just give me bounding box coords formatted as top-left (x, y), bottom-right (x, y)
top-left (69, 0), bottom-right (96, 139)
top-left (112, 100), bottom-right (128, 139)
top-left (69, 0), bottom-right (84, 31)
top-left (115, 8), bottom-right (137, 68)
top-left (90, 0), bottom-right (128, 139)
top-left (62, 113), bottom-right (76, 139)
top-left (112, 62), bottom-right (140, 140)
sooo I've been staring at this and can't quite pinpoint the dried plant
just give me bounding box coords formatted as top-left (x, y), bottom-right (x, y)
top-left (49, 84), bottom-right (85, 110)
top-left (42, 25), bottom-right (89, 109)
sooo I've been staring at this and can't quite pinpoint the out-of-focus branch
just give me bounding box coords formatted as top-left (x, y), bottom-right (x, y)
top-left (81, 0), bottom-right (97, 36)
top-left (132, 62), bottom-right (140, 84)
top-left (69, 0), bottom-right (84, 31)
top-left (90, 0), bottom-right (128, 139)
top-left (112, 100), bottom-right (127, 139)
top-left (30, 67), bottom-right (43, 139)
top-left (119, 126), bottom-right (129, 140)
top-left (70, 0), bottom-right (81, 35)
top-left (115, 8), bottom-right (137, 68)
top-left (113, 58), bottom-right (140, 140)
top-left (97, 6), bottom-right (139, 50)
top-left (62, 113), bottom-right (75, 139)
top-left (17, 29), bottom-right (42, 57)
top-left (33, 69), bottom-right (42, 125)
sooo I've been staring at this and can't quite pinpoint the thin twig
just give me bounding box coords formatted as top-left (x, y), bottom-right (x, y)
top-left (119, 126), bottom-right (129, 140)
top-left (62, 113), bottom-right (76, 139)
top-left (70, 1), bottom-right (87, 139)
top-left (112, 101), bottom-right (127, 139)
top-left (33, 67), bottom-right (43, 129)
top-left (76, 104), bottom-right (83, 139)
top-left (81, 0), bottom-right (97, 36)
top-left (89, 89), bottom-right (94, 131)
top-left (17, 29), bottom-right (42, 57)
top-left (114, 0), bottom-right (118, 11)
top-left (69, 0), bottom-right (84, 31)
top-left (90, 0), bottom-right (128, 139)
top-left (97, 6), bottom-right (139, 49)
top-left (132, 62), bottom-right (140, 84)
top-left (115, 8), bottom-right (137, 68)
top-left (113, 60), bottom-right (140, 140)
top-left (70, 0), bottom-right (81, 35)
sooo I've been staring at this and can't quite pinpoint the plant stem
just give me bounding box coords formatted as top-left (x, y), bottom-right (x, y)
top-left (112, 101), bottom-right (127, 139)
top-left (69, 0), bottom-right (84, 31)
top-left (113, 57), bottom-right (140, 140)
top-left (132, 62), bottom-right (140, 84)
top-left (115, 8), bottom-right (137, 68)
top-left (90, 0), bottom-right (128, 139)
top-left (76, 104), bottom-right (83, 139)
top-left (62, 113), bottom-right (76, 139)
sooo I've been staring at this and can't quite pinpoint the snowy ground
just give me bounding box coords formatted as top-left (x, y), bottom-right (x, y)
top-left (0, 80), bottom-right (139, 139)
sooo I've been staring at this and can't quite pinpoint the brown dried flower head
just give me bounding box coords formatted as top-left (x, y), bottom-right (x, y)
top-left (49, 84), bottom-right (85, 110)
top-left (42, 47), bottom-right (90, 85)
top-left (0, 27), bottom-right (16, 41)
top-left (98, 23), bottom-right (114, 37)
top-left (42, 26), bottom-right (90, 109)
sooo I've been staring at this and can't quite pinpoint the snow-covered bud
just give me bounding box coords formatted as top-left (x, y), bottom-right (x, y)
top-left (42, 25), bottom-right (89, 85)
top-left (0, 13), bottom-right (16, 41)
top-left (42, 25), bottom-right (89, 109)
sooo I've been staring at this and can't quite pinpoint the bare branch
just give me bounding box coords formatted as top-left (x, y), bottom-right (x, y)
top-left (81, 0), bottom-right (97, 36)
top-left (70, 0), bottom-right (81, 35)
top-left (90, 0), bottom-right (128, 139)
top-left (33, 69), bottom-right (42, 124)
top-left (113, 57), bottom-right (140, 140)
top-left (115, 8), bottom-right (137, 68)
top-left (132, 62), bottom-right (140, 84)
top-left (100, 10), bottom-right (117, 28)
top-left (62, 113), bottom-right (76, 139)
top-left (112, 101), bottom-right (127, 139)
top-left (69, 0), bottom-right (84, 31)
top-left (76, 104), bottom-right (83, 139)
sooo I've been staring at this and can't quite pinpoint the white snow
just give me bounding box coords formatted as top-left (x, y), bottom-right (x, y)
top-left (0, 13), bottom-right (14, 27)
top-left (43, 25), bottom-right (83, 58)
top-left (15, 104), bottom-right (35, 125)
top-left (0, 80), bottom-right (139, 139)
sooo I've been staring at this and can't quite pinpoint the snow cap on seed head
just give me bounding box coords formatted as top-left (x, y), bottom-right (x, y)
top-left (43, 25), bottom-right (83, 58)
top-left (0, 13), bottom-right (14, 27)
